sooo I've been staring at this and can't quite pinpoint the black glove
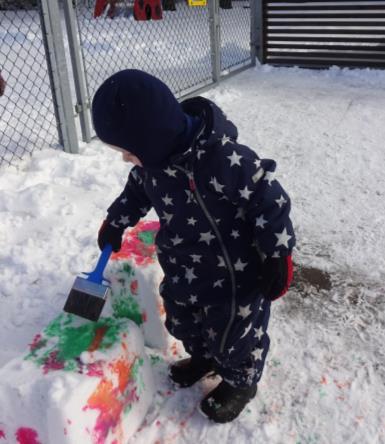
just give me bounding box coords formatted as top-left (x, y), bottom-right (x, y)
top-left (259, 255), bottom-right (293, 301)
top-left (98, 219), bottom-right (124, 252)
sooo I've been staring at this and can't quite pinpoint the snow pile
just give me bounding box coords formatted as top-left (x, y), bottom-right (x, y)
top-left (0, 315), bottom-right (154, 444)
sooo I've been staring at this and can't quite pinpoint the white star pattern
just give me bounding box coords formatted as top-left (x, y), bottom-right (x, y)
top-left (172, 275), bottom-right (179, 284)
top-left (213, 279), bottom-right (224, 288)
top-left (171, 317), bottom-right (180, 326)
top-left (199, 231), bottom-right (215, 245)
top-left (152, 177), bottom-right (157, 187)
top-left (275, 195), bottom-right (287, 208)
top-left (207, 328), bottom-right (217, 340)
top-left (217, 256), bottom-right (226, 267)
top-left (263, 170), bottom-right (275, 186)
top-left (231, 230), bottom-right (240, 239)
top-left (185, 267), bottom-right (197, 284)
top-left (251, 348), bottom-right (264, 361)
top-left (162, 194), bottom-right (173, 206)
top-left (197, 149), bottom-right (205, 159)
top-left (235, 207), bottom-right (246, 220)
top-left (193, 312), bottom-right (202, 323)
top-left (161, 211), bottom-right (173, 225)
top-left (227, 151), bottom-right (242, 167)
top-left (187, 217), bottom-right (197, 226)
top-left (185, 190), bottom-right (195, 204)
top-left (240, 323), bottom-right (252, 339)
top-left (120, 197), bottom-right (128, 204)
top-left (169, 257), bottom-right (177, 264)
top-left (204, 306), bottom-right (210, 315)
top-left (190, 254), bottom-right (201, 263)
top-left (210, 177), bottom-right (225, 193)
top-left (119, 215), bottom-right (130, 225)
top-left (228, 346), bottom-right (235, 354)
top-left (272, 251), bottom-right (280, 258)
top-left (254, 326), bottom-right (264, 340)
top-left (110, 220), bottom-right (120, 228)
top-left (256, 215), bottom-right (268, 229)
top-left (237, 304), bottom-right (252, 319)
top-left (189, 295), bottom-right (198, 304)
top-left (234, 258), bottom-right (248, 271)
top-left (239, 185), bottom-right (252, 200)
top-left (275, 227), bottom-right (292, 248)
top-left (164, 167), bottom-right (177, 177)
top-left (254, 158), bottom-right (262, 169)
top-left (221, 135), bottom-right (233, 146)
top-left (170, 234), bottom-right (183, 246)
top-left (252, 168), bottom-right (265, 183)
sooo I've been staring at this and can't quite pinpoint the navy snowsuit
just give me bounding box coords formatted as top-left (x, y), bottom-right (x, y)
top-left (104, 96), bottom-right (295, 387)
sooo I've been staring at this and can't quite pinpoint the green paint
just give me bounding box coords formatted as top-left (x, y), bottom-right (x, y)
top-left (112, 297), bottom-right (143, 325)
top-left (122, 262), bottom-right (134, 276)
top-left (149, 354), bottom-right (164, 366)
top-left (131, 357), bottom-right (145, 393)
top-left (111, 262), bottom-right (144, 325)
top-left (319, 389), bottom-right (327, 399)
top-left (271, 359), bottom-right (281, 367)
top-left (137, 230), bottom-right (156, 246)
top-left (25, 314), bottom-right (129, 374)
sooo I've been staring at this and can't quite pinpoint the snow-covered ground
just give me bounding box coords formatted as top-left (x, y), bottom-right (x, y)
top-left (1, 64), bottom-right (385, 443)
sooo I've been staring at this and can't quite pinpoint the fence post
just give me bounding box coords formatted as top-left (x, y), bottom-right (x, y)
top-left (208, 0), bottom-right (221, 83)
top-left (38, 0), bottom-right (79, 154)
top-left (254, 0), bottom-right (264, 64)
top-left (62, 0), bottom-right (92, 143)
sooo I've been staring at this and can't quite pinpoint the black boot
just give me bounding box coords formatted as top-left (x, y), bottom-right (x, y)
top-left (199, 380), bottom-right (257, 423)
top-left (169, 357), bottom-right (215, 388)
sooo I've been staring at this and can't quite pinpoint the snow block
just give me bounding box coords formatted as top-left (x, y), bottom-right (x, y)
top-left (106, 220), bottom-right (184, 358)
top-left (0, 314), bottom-right (154, 444)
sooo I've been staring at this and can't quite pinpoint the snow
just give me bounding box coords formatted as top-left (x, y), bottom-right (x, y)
top-left (1, 64), bottom-right (385, 443)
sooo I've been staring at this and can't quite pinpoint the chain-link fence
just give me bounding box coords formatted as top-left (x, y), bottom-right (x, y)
top-left (0, 1), bottom-right (60, 167)
top-left (0, 0), bottom-right (256, 168)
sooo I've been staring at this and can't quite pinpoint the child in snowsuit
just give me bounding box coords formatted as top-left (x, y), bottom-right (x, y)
top-left (92, 69), bottom-right (295, 423)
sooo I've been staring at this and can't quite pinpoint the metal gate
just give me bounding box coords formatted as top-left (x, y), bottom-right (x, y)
top-left (261, 0), bottom-right (385, 69)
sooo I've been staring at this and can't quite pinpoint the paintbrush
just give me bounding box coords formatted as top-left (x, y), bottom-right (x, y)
top-left (63, 244), bottom-right (112, 321)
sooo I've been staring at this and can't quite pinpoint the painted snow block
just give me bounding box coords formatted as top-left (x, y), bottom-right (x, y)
top-left (105, 220), bottom-right (185, 358)
top-left (0, 314), bottom-right (154, 444)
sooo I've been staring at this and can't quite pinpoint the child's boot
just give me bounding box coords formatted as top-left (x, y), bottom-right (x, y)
top-left (169, 357), bottom-right (215, 388)
top-left (199, 380), bottom-right (257, 423)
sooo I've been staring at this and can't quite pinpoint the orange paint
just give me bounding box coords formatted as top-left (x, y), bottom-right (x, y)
top-left (88, 326), bottom-right (108, 352)
top-left (84, 352), bottom-right (140, 444)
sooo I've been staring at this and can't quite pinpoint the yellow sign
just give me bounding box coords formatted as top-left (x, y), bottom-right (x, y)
top-left (188, 0), bottom-right (207, 6)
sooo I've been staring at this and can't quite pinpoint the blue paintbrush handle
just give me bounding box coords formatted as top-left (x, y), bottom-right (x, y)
top-left (86, 244), bottom-right (113, 284)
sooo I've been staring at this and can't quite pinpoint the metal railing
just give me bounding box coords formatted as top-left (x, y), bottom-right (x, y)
top-left (0, 0), bottom-right (256, 168)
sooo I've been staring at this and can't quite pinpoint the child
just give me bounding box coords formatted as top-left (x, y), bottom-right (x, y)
top-left (92, 69), bottom-right (295, 423)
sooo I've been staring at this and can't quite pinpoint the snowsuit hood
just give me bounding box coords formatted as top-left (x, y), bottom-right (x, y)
top-left (91, 69), bottom-right (188, 167)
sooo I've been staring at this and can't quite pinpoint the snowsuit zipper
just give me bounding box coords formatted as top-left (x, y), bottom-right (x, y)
top-left (175, 165), bottom-right (237, 354)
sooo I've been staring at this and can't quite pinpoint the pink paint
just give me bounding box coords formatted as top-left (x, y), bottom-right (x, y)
top-left (0, 430), bottom-right (5, 440)
top-left (28, 334), bottom-right (45, 352)
top-left (15, 428), bottom-right (42, 444)
top-left (42, 350), bottom-right (65, 374)
top-left (86, 362), bottom-right (104, 378)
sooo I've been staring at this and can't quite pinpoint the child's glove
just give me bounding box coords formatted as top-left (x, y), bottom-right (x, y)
top-left (259, 255), bottom-right (293, 301)
top-left (98, 219), bottom-right (124, 252)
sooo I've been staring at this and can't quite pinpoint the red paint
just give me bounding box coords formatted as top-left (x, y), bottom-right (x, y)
top-left (42, 350), bottom-right (65, 374)
top-left (320, 376), bottom-right (328, 385)
top-left (29, 334), bottom-right (46, 352)
top-left (189, 179), bottom-right (196, 191)
top-left (141, 311), bottom-right (147, 323)
top-left (130, 280), bottom-right (138, 295)
top-left (0, 430), bottom-right (5, 440)
top-left (88, 326), bottom-right (108, 352)
top-left (111, 220), bottom-right (159, 265)
top-left (15, 428), bottom-right (42, 444)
